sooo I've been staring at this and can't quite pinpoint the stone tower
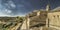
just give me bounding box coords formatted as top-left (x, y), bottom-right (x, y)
top-left (46, 4), bottom-right (50, 11)
top-left (46, 4), bottom-right (50, 28)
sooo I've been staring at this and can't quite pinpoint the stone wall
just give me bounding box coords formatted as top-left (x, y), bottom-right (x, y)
top-left (48, 12), bottom-right (60, 30)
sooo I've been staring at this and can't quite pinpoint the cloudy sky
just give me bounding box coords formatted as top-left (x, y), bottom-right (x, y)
top-left (0, 0), bottom-right (60, 16)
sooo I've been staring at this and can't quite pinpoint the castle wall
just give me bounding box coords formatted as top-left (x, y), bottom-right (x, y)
top-left (48, 12), bottom-right (60, 30)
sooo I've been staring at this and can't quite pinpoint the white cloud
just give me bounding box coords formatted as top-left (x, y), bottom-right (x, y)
top-left (0, 0), bottom-right (12, 16)
top-left (10, 3), bottom-right (16, 8)
top-left (4, 9), bottom-right (12, 14)
top-left (8, 0), bottom-right (16, 8)
top-left (0, 10), bottom-right (10, 16)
